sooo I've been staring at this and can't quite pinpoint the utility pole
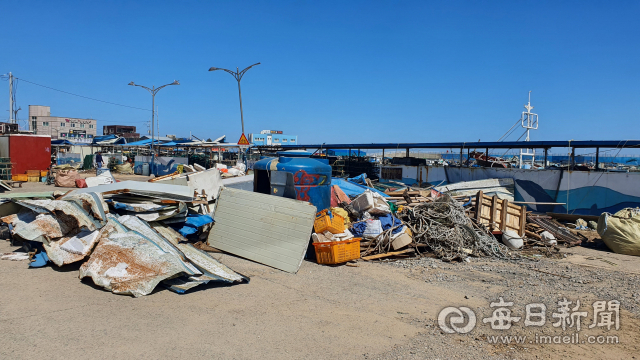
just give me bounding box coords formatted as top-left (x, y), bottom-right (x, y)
top-left (8, 72), bottom-right (13, 123)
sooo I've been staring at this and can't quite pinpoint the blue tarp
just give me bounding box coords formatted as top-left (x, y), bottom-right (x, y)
top-left (170, 214), bottom-right (214, 237)
top-left (51, 139), bottom-right (74, 145)
top-left (347, 173), bottom-right (367, 185)
top-left (92, 134), bottom-right (127, 145)
top-left (126, 139), bottom-right (165, 146)
top-left (332, 178), bottom-right (389, 198)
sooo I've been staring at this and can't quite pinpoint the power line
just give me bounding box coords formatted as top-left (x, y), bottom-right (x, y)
top-left (16, 77), bottom-right (151, 111)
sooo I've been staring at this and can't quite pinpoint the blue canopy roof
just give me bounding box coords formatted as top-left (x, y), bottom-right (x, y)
top-left (51, 139), bottom-right (74, 145)
top-left (92, 134), bottom-right (127, 145)
top-left (125, 138), bottom-right (165, 146)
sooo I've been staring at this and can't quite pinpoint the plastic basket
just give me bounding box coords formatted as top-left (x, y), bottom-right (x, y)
top-left (314, 209), bottom-right (345, 234)
top-left (12, 174), bottom-right (28, 182)
top-left (28, 176), bottom-right (40, 182)
top-left (313, 238), bottom-right (361, 265)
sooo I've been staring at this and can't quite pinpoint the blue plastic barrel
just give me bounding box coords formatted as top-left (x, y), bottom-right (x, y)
top-left (254, 151), bottom-right (332, 211)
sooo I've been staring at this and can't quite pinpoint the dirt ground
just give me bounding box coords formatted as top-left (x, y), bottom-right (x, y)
top-left (1, 181), bottom-right (639, 359)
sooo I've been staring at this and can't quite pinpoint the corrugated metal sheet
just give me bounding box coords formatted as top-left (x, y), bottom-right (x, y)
top-left (207, 187), bottom-right (317, 273)
top-left (43, 229), bottom-right (100, 266)
top-left (66, 181), bottom-right (193, 201)
top-left (80, 228), bottom-right (185, 297)
top-left (117, 215), bottom-right (200, 276)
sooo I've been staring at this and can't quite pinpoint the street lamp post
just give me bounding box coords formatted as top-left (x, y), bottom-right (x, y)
top-left (208, 63), bottom-right (260, 162)
top-left (128, 80), bottom-right (179, 175)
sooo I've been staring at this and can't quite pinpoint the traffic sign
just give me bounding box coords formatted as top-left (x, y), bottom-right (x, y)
top-left (237, 133), bottom-right (250, 146)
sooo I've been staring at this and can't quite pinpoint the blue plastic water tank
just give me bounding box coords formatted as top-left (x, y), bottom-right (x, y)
top-left (254, 151), bottom-right (332, 211)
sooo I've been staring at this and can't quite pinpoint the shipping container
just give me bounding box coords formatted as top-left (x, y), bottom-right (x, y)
top-left (1, 135), bottom-right (51, 175)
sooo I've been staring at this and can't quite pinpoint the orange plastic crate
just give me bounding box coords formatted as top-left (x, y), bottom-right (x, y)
top-left (12, 174), bottom-right (28, 182)
top-left (313, 238), bottom-right (361, 265)
top-left (314, 209), bottom-right (345, 234)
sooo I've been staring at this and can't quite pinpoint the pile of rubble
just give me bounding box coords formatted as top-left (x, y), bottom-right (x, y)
top-left (316, 175), bottom-right (590, 263)
top-left (0, 167), bottom-right (257, 297)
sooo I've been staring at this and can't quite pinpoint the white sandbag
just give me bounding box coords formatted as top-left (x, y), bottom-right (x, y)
top-left (540, 231), bottom-right (557, 245)
top-left (502, 229), bottom-right (523, 250)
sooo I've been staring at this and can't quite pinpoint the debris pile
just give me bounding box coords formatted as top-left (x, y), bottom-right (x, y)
top-left (397, 195), bottom-right (513, 261)
top-left (1, 168), bottom-right (250, 297)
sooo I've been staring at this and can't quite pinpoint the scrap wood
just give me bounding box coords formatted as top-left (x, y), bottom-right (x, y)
top-left (193, 241), bottom-right (222, 253)
top-left (148, 171), bottom-right (179, 183)
top-left (361, 248), bottom-right (415, 261)
top-left (525, 230), bottom-right (542, 240)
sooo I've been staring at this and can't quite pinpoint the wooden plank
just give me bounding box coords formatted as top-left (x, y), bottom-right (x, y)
top-left (546, 212), bottom-right (599, 222)
top-left (525, 230), bottom-right (541, 240)
top-left (361, 248), bottom-right (415, 261)
top-left (475, 190), bottom-right (483, 224)
top-left (500, 198), bottom-right (508, 231)
top-left (490, 195), bottom-right (497, 229)
top-left (519, 204), bottom-right (526, 237)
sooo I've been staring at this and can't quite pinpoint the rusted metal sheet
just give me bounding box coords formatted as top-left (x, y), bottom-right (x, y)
top-left (64, 192), bottom-right (109, 223)
top-left (79, 221), bottom-right (186, 297)
top-left (16, 199), bottom-right (100, 231)
top-left (10, 211), bottom-right (68, 242)
top-left (43, 229), bottom-right (100, 266)
top-left (117, 215), bottom-right (200, 276)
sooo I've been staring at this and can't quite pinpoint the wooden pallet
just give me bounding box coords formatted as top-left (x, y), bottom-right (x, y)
top-left (475, 190), bottom-right (526, 236)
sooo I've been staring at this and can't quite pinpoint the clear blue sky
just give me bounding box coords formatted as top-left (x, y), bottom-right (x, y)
top-left (1, 0), bottom-right (638, 145)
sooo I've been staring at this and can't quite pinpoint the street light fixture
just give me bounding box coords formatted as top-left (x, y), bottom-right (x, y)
top-left (128, 80), bottom-right (179, 174)
top-left (208, 63), bottom-right (260, 137)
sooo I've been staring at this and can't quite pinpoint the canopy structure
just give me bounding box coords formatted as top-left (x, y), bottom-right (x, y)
top-left (92, 135), bottom-right (127, 145)
top-left (51, 139), bottom-right (75, 146)
top-left (124, 139), bottom-right (166, 147)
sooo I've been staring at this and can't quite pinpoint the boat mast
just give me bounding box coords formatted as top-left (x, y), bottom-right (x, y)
top-left (519, 91), bottom-right (538, 168)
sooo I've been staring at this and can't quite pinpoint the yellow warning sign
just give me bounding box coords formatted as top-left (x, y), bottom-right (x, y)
top-left (237, 133), bottom-right (250, 146)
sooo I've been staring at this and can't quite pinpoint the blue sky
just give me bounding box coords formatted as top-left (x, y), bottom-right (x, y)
top-left (1, 0), bottom-right (638, 146)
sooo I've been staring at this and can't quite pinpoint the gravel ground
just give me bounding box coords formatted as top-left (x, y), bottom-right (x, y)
top-left (1, 181), bottom-right (638, 359)
top-left (375, 252), bottom-right (640, 359)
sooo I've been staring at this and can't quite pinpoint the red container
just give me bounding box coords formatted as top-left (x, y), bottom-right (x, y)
top-left (3, 135), bottom-right (51, 175)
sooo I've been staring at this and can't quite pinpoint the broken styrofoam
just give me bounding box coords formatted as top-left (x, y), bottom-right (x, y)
top-left (351, 189), bottom-right (390, 215)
